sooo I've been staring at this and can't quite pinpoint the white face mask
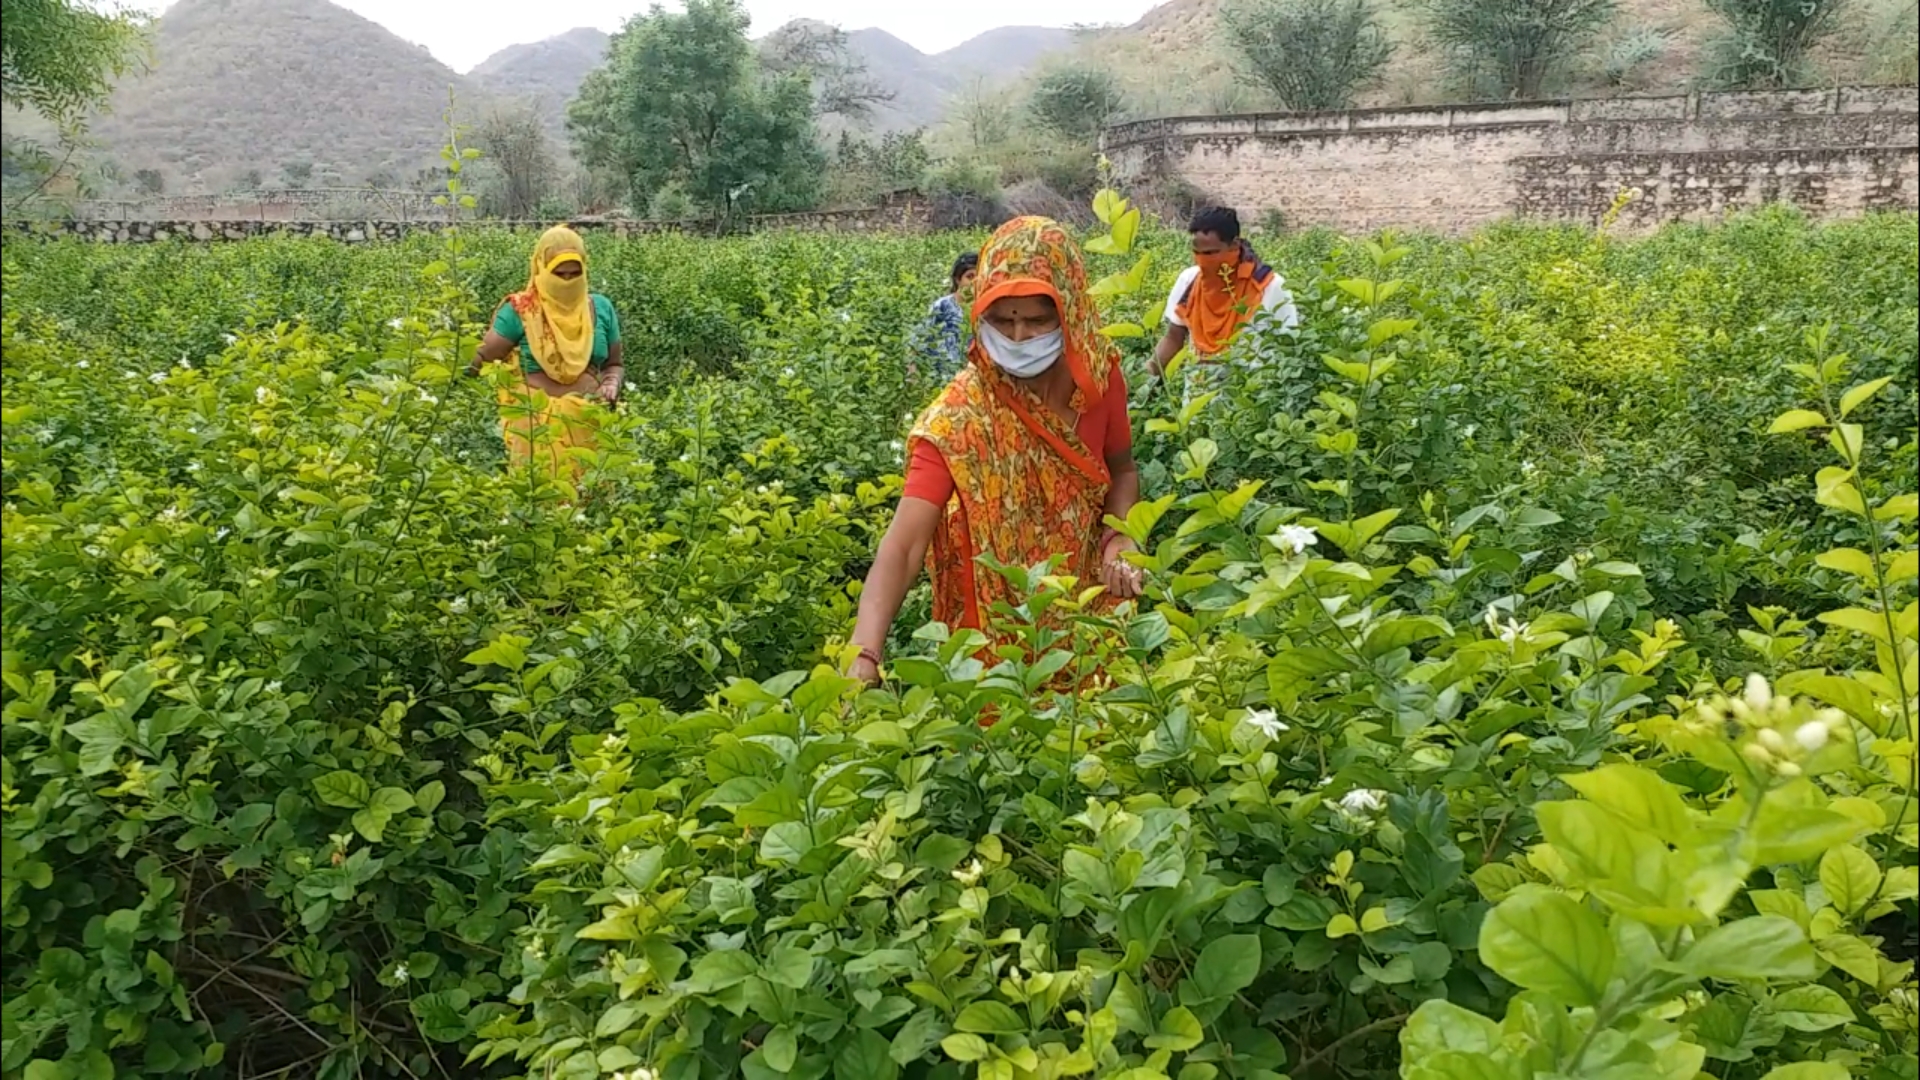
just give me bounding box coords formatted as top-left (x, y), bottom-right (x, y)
top-left (977, 320), bottom-right (1064, 378)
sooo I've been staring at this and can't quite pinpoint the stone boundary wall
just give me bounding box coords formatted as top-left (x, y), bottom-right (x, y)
top-left (4, 194), bottom-right (936, 243)
top-left (1102, 85), bottom-right (1918, 233)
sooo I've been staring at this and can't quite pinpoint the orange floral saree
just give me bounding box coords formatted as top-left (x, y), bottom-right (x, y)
top-left (907, 217), bottom-right (1123, 651)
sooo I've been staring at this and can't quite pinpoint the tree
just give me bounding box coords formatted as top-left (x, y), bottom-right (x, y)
top-left (568, 0), bottom-right (822, 225)
top-left (1702, 0), bottom-right (1848, 87)
top-left (1, 0), bottom-right (145, 213)
top-left (1027, 67), bottom-right (1126, 142)
top-left (475, 104), bottom-right (555, 219)
top-left (1419, 0), bottom-right (1617, 99)
top-left (760, 21), bottom-right (894, 122)
top-left (953, 77), bottom-right (1016, 153)
top-left (132, 167), bottom-right (162, 194)
top-left (1, 0), bottom-right (145, 125)
top-left (281, 161), bottom-right (314, 189)
top-left (1222, 0), bottom-right (1394, 111)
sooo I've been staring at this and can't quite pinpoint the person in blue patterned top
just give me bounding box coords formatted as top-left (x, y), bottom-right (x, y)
top-left (910, 252), bottom-right (978, 381)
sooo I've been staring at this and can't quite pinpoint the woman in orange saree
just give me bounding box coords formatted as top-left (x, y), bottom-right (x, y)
top-left (849, 216), bottom-right (1144, 686)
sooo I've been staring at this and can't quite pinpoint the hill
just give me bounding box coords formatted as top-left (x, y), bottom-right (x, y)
top-left (11, 0), bottom-right (491, 193)
top-left (465, 21), bottom-right (1075, 145)
top-left (467, 28), bottom-right (611, 141)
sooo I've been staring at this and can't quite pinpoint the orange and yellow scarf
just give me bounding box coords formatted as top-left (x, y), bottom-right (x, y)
top-left (907, 217), bottom-right (1120, 643)
top-left (1174, 239), bottom-right (1274, 357)
top-left (507, 226), bottom-right (595, 384)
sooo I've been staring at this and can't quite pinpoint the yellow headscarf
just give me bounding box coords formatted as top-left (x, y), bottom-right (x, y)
top-left (508, 226), bottom-right (595, 383)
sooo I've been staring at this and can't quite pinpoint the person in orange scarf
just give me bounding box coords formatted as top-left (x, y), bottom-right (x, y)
top-left (466, 226), bottom-right (625, 488)
top-left (849, 217), bottom-right (1144, 684)
top-left (1150, 206), bottom-right (1297, 407)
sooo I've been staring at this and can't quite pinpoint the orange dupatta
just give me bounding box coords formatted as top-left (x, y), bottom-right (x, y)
top-left (1174, 239), bottom-right (1275, 356)
top-left (907, 217), bottom-right (1121, 648)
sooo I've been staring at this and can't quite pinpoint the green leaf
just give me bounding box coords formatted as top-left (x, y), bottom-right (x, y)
top-left (1478, 889), bottom-right (1615, 1006)
top-left (890, 1010), bottom-right (948, 1065)
top-left (596, 1001), bottom-right (644, 1037)
top-left (1814, 933), bottom-right (1883, 983)
top-left (409, 989), bottom-right (471, 1042)
top-left (1838, 376), bottom-right (1893, 418)
top-left (834, 1029), bottom-right (898, 1080)
top-left (1819, 844), bottom-right (1883, 917)
top-left (940, 1034), bottom-right (991, 1062)
top-left (953, 1001), bottom-right (1024, 1035)
top-left (1770, 985), bottom-right (1854, 1032)
top-left (763, 945), bottom-right (815, 990)
top-left (1814, 547), bottom-right (1879, 582)
top-left (1401, 999), bottom-right (1501, 1057)
top-left (1190, 934), bottom-right (1261, 1000)
top-left (1326, 913), bottom-right (1359, 939)
top-left (1675, 916), bottom-right (1815, 981)
top-left (1818, 607), bottom-right (1890, 643)
top-left (1768, 409), bottom-right (1827, 434)
top-left (1145, 1006), bottom-right (1204, 1052)
top-left (760, 821), bottom-right (812, 866)
top-left (761, 1026), bottom-right (798, 1073)
top-left (414, 780), bottom-right (446, 814)
top-left (684, 949), bottom-right (759, 993)
top-left (1563, 764), bottom-right (1694, 845)
top-left (313, 770), bottom-right (369, 809)
top-left (461, 634), bottom-right (528, 671)
top-left (350, 786), bottom-right (415, 843)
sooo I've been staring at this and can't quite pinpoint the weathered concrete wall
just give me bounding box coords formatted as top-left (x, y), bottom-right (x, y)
top-left (3, 193), bottom-right (937, 243)
top-left (1103, 85), bottom-right (1919, 233)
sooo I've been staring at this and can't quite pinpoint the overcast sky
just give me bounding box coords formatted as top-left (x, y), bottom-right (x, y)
top-left (133, 0), bottom-right (1161, 73)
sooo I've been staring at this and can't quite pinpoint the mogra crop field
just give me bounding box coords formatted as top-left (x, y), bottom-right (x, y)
top-left (2, 205), bottom-right (1916, 1080)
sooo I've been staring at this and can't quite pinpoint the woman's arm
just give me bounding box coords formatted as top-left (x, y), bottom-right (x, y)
top-left (1101, 449), bottom-right (1144, 598)
top-left (467, 329), bottom-right (517, 375)
top-left (1150, 325), bottom-right (1188, 376)
top-left (849, 496), bottom-right (942, 683)
top-left (599, 341), bottom-right (625, 404)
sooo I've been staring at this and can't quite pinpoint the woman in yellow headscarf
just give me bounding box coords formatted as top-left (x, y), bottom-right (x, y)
top-left (466, 226), bottom-right (625, 486)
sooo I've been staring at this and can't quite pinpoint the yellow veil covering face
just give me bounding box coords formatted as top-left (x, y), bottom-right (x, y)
top-left (508, 226), bottom-right (595, 383)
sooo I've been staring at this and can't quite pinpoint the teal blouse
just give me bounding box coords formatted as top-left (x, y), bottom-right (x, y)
top-left (491, 294), bottom-right (622, 375)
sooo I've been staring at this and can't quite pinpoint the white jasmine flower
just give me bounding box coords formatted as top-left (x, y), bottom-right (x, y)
top-left (449, 596), bottom-right (470, 615)
top-left (266, 681), bottom-right (282, 694)
top-left (417, 390), bottom-right (438, 406)
top-left (1241, 709), bottom-right (1288, 739)
top-left (601, 733), bottom-right (624, 752)
top-left (158, 506), bottom-right (181, 523)
top-left (255, 386), bottom-right (273, 405)
top-left (952, 858), bottom-right (984, 886)
top-left (187, 461), bottom-right (203, 473)
top-left (1269, 524), bottom-right (1319, 557)
top-left (389, 317), bottom-right (404, 330)
top-left (1743, 673), bottom-right (1773, 712)
top-left (392, 963), bottom-right (409, 983)
top-left (1793, 721), bottom-right (1829, 752)
top-left (177, 358), bottom-right (192, 371)
top-left (1483, 604), bottom-right (1527, 644)
top-left (223, 333), bottom-right (238, 345)
top-left (782, 366), bottom-right (795, 377)
top-left (213, 527), bottom-right (230, 540)
top-left (1337, 788), bottom-right (1387, 814)
top-left (77, 360), bottom-right (90, 369)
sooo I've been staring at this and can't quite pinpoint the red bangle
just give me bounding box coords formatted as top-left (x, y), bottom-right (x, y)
top-left (857, 645), bottom-right (882, 667)
top-left (1099, 528), bottom-right (1124, 554)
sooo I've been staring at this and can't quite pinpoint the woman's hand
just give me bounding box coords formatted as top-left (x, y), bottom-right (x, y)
top-left (597, 370), bottom-right (623, 405)
top-left (1102, 533), bottom-right (1143, 598)
top-left (849, 644), bottom-right (882, 687)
